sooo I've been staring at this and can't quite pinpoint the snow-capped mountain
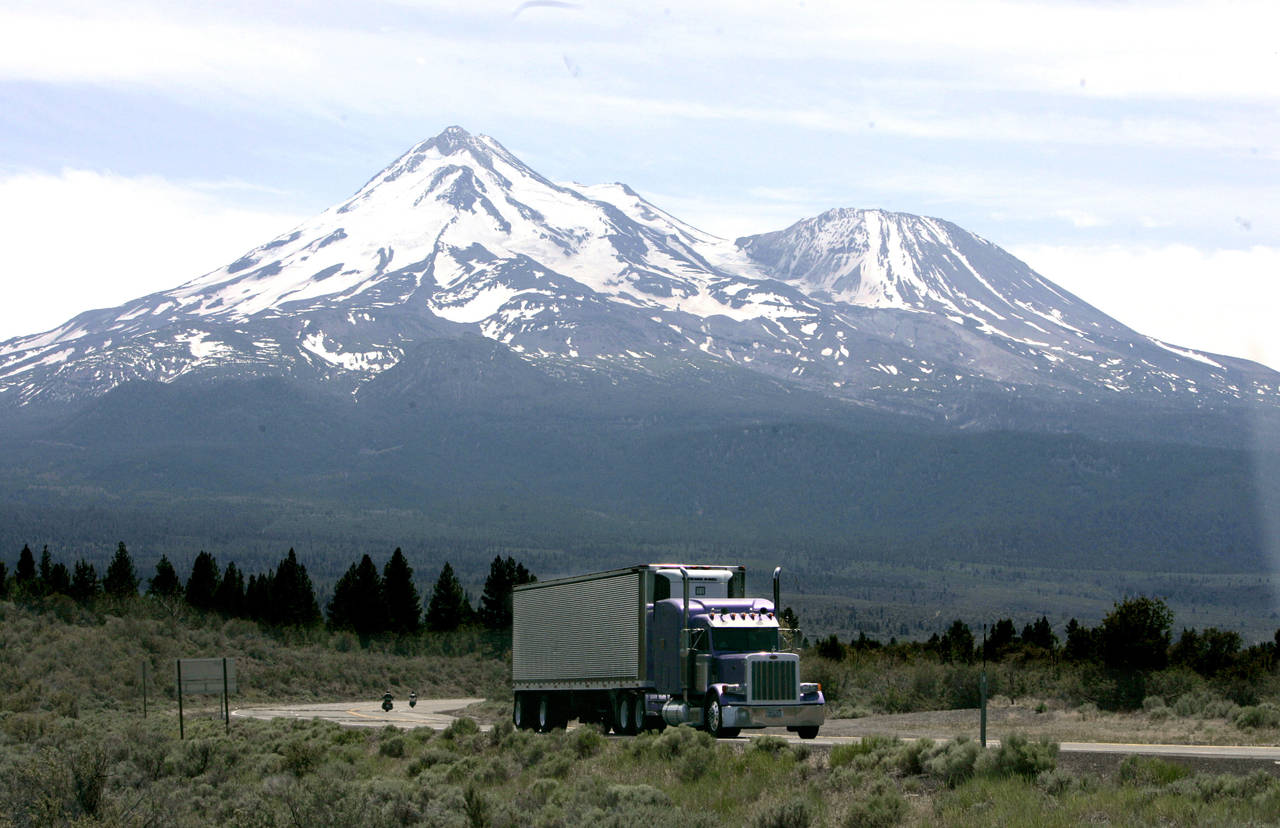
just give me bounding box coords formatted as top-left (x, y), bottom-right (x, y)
top-left (1, 126), bottom-right (1277, 425)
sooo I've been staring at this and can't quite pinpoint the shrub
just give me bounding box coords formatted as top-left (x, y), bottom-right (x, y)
top-left (1036, 768), bottom-right (1092, 796)
top-left (1232, 703), bottom-right (1280, 729)
top-left (379, 735), bottom-right (406, 758)
top-left (463, 786), bottom-right (489, 827)
top-left (840, 781), bottom-right (907, 827)
top-left (893, 737), bottom-right (934, 776)
top-left (1141, 695), bottom-right (1167, 713)
top-left (981, 733), bottom-right (1057, 779)
top-left (279, 738), bottom-right (321, 777)
top-left (572, 724), bottom-right (605, 758)
top-left (443, 716), bottom-right (480, 740)
top-left (754, 796), bottom-right (815, 828)
top-left (923, 737), bottom-right (981, 788)
top-left (750, 734), bottom-right (791, 756)
top-left (68, 741), bottom-right (109, 817)
top-left (1117, 755), bottom-right (1189, 787)
top-left (830, 734), bottom-right (900, 769)
top-left (1165, 770), bottom-right (1278, 803)
top-left (538, 754), bottom-right (573, 779)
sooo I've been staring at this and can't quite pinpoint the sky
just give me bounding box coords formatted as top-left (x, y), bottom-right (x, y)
top-left (1, 0), bottom-right (1277, 367)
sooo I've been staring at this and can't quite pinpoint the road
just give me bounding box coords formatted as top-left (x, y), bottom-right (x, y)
top-left (232, 698), bottom-right (1280, 762)
top-left (232, 697), bottom-right (487, 729)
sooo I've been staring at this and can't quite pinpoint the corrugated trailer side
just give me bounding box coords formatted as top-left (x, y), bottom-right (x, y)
top-left (512, 567), bottom-right (646, 689)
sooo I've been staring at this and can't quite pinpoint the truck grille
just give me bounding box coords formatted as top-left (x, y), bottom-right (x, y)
top-left (750, 659), bottom-right (797, 701)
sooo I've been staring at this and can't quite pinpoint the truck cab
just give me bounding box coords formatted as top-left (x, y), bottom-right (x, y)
top-left (647, 568), bottom-right (824, 738)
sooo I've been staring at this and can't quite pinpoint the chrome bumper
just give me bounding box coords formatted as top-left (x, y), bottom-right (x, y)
top-left (722, 702), bottom-right (825, 729)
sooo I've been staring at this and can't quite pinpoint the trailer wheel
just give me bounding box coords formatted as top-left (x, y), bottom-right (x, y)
top-left (615, 693), bottom-right (637, 735)
top-left (537, 694), bottom-right (553, 732)
top-left (513, 693), bottom-right (533, 730)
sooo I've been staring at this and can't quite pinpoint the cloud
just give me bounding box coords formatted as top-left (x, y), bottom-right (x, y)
top-left (1012, 242), bottom-right (1280, 370)
top-left (0, 169), bottom-right (302, 340)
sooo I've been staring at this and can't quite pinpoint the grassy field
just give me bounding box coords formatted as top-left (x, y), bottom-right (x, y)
top-left (5, 597), bottom-right (1280, 826)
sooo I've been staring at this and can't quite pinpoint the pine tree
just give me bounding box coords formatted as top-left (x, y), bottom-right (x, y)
top-left (38, 546), bottom-right (53, 593)
top-left (381, 548), bottom-right (421, 635)
top-left (424, 562), bottom-right (471, 632)
top-left (213, 562), bottom-right (245, 617)
top-left (478, 555), bottom-right (535, 630)
top-left (1021, 616), bottom-right (1058, 652)
top-left (271, 549), bottom-right (321, 627)
top-left (0, 561), bottom-right (7, 598)
top-left (15, 544), bottom-right (35, 585)
top-left (327, 555), bottom-right (385, 636)
top-left (244, 573), bottom-right (273, 622)
top-left (185, 551), bottom-right (220, 611)
top-left (103, 542), bottom-right (140, 598)
top-left (940, 619), bottom-right (976, 664)
top-left (47, 562), bottom-right (72, 596)
top-left (70, 560), bottom-right (100, 602)
top-left (147, 555), bottom-right (182, 598)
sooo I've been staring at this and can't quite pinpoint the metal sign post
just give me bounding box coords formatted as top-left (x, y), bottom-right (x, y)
top-left (980, 623), bottom-right (988, 748)
top-left (176, 658), bottom-right (238, 739)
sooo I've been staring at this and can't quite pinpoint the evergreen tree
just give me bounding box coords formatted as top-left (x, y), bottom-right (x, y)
top-left (477, 555), bottom-right (535, 630)
top-left (15, 544), bottom-right (35, 585)
top-left (381, 548), bottom-right (421, 635)
top-left (147, 555), bottom-right (182, 598)
top-left (424, 562), bottom-right (470, 632)
top-left (38, 546), bottom-right (53, 593)
top-left (327, 554), bottom-right (386, 636)
top-left (939, 619), bottom-right (976, 664)
top-left (244, 573), bottom-right (274, 623)
top-left (185, 551), bottom-right (220, 611)
top-left (0, 561), bottom-right (7, 598)
top-left (213, 562), bottom-right (245, 617)
top-left (47, 562), bottom-right (72, 596)
top-left (1063, 618), bottom-right (1097, 662)
top-left (1021, 616), bottom-right (1058, 652)
top-left (70, 560), bottom-right (100, 603)
top-left (271, 549), bottom-right (321, 627)
top-left (984, 618), bottom-right (1018, 661)
top-left (103, 542), bottom-right (140, 598)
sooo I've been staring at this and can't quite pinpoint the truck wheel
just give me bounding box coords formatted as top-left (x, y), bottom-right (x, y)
top-left (615, 693), bottom-right (637, 735)
top-left (704, 695), bottom-right (737, 738)
top-left (513, 693), bottom-right (531, 730)
top-left (537, 694), bottom-right (553, 732)
top-left (796, 726), bottom-right (819, 740)
top-left (632, 695), bottom-right (648, 733)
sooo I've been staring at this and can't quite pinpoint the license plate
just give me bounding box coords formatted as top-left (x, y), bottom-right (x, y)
top-left (766, 708), bottom-right (783, 719)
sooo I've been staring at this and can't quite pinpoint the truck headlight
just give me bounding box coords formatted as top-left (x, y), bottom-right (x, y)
top-left (721, 684), bottom-right (743, 696)
top-left (800, 682), bottom-right (821, 695)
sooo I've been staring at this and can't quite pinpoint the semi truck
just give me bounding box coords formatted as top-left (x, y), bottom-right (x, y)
top-left (511, 563), bottom-right (825, 738)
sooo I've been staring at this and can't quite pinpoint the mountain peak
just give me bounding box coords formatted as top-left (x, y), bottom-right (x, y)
top-left (2, 127), bottom-right (1276, 422)
top-left (418, 124), bottom-right (483, 156)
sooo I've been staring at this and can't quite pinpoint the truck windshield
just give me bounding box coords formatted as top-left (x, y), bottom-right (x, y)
top-left (711, 628), bottom-right (778, 653)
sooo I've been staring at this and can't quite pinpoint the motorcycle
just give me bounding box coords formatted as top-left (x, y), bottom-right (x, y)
top-left (382, 693), bottom-right (393, 712)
